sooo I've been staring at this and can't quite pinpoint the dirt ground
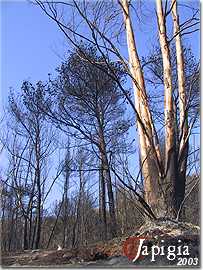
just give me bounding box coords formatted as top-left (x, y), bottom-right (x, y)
top-left (1, 219), bottom-right (200, 268)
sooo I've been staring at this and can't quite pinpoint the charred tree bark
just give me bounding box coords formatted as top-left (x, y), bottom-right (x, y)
top-left (62, 194), bottom-right (69, 248)
top-left (47, 196), bottom-right (64, 249)
top-left (33, 127), bottom-right (42, 249)
top-left (29, 205), bottom-right (34, 249)
top-left (23, 217), bottom-right (29, 250)
top-left (31, 217), bottom-right (37, 249)
top-left (100, 136), bottom-right (117, 238)
top-left (97, 103), bottom-right (117, 237)
top-left (34, 185), bottom-right (42, 249)
top-left (62, 150), bottom-right (70, 248)
top-left (172, 0), bottom-right (188, 211)
top-left (8, 210), bottom-right (15, 251)
top-left (72, 160), bottom-right (84, 247)
top-left (99, 158), bottom-right (107, 240)
top-left (79, 164), bottom-right (85, 245)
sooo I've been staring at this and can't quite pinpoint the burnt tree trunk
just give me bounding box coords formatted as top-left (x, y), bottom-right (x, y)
top-left (23, 217), bottom-right (28, 250)
top-left (33, 126), bottom-right (42, 249)
top-left (62, 166), bottom-right (70, 248)
top-left (172, 0), bottom-right (188, 212)
top-left (100, 134), bottom-right (117, 238)
top-left (99, 158), bottom-right (107, 240)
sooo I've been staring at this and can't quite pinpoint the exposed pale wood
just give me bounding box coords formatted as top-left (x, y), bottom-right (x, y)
top-left (171, 0), bottom-right (188, 156)
top-left (120, 0), bottom-right (163, 213)
top-left (156, 0), bottom-right (177, 216)
top-left (156, 0), bottom-right (175, 162)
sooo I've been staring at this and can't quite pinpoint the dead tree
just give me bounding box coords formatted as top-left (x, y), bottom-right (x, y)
top-left (35, 0), bottom-right (200, 218)
top-left (6, 81), bottom-right (56, 249)
top-left (33, 46), bottom-right (130, 237)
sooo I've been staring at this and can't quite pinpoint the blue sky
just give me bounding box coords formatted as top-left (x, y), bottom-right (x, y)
top-left (1, 1), bottom-right (66, 101)
top-left (0, 0), bottom-right (200, 207)
top-left (0, 1), bottom-right (70, 206)
top-left (1, 1), bottom-right (199, 105)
